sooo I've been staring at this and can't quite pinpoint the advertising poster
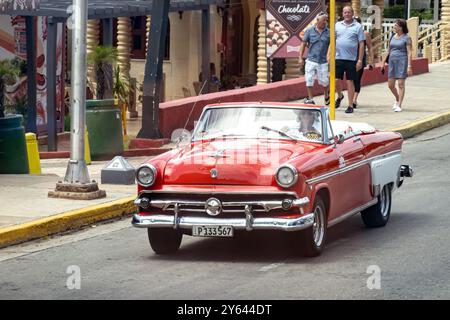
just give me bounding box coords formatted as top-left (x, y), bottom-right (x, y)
top-left (0, 14), bottom-right (64, 134)
top-left (266, 0), bottom-right (323, 58)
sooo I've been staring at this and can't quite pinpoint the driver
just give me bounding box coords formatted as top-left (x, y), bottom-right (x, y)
top-left (282, 109), bottom-right (322, 140)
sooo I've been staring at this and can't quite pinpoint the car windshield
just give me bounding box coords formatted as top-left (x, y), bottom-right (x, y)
top-left (192, 107), bottom-right (323, 142)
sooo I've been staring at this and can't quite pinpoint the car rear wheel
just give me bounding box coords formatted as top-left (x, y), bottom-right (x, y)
top-left (147, 228), bottom-right (182, 254)
top-left (298, 196), bottom-right (327, 257)
top-left (361, 184), bottom-right (392, 228)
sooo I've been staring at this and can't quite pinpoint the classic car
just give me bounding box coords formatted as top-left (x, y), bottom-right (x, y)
top-left (132, 103), bottom-right (413, 257)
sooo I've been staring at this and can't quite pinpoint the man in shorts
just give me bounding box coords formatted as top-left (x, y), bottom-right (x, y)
top-left (299, 12), bottom-right (330, 105)
top-left (334, 6), bottom-right (366, 113)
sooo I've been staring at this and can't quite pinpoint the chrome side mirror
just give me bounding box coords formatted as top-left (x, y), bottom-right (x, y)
top-left (334, 134), bottom-right (345, 145)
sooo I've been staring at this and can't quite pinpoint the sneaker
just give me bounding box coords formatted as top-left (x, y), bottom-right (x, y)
top-left (393, 101), bottom-right (399, 110)
top-left (335, 94), bottom-right (344, 109)
top-left (393, 105), bottom-right (402, 112)
top-left (325, 95), bottom-right (330, 106)
top-left (345, 106), bottom-right (354, 114)
top-left (304, 98), bottom-right (315, 105)
top-left (353, 102), bottom-right (358, 109)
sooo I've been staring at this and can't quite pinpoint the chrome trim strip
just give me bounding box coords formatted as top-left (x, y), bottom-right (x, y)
top-left (138, 190), bottom-right (299, 197)
top-left (136, 197), bottom-right (311, 213)
top-left (132, 213), bottom-right (315, 232)
top-left (328, 199), bottom-right (378, 227)
top-left (306, 150), bottom-right (402, 185)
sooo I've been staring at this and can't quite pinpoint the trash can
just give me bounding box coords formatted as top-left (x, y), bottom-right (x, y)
top-left (86, 99), bottom-right (124, 160)
top-left (0, 115), bottom-right (29, 174)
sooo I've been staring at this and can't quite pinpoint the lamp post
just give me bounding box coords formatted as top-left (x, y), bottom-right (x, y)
top-left (65, 0), bottom-right (90, 184)
top-left (49, 0), bottom-right (106, 200)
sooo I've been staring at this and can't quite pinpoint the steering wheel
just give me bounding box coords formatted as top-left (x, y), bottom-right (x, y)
top-left (304, 131), bottom-right (322, 140)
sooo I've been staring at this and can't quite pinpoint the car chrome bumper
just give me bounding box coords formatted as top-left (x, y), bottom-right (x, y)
top-left (131, 213), bottom-right (315, 232)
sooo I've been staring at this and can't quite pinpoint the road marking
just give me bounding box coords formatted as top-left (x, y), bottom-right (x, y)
top-left (259, 263), bottom-right (285, 272)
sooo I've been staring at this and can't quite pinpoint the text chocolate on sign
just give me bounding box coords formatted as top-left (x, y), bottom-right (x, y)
top-left (265, 0), bottom-right (323, 58)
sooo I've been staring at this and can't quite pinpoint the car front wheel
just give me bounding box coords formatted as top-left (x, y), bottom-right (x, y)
top-left (147, 228), bottom-right (183, 254)
top-left (361, 184), bottom-right (392, 228)
top-left (297, 196), bottom-right (327, 257)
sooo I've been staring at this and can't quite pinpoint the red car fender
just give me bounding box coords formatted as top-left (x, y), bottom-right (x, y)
top-left (308, 182), bottom-right (331, 219)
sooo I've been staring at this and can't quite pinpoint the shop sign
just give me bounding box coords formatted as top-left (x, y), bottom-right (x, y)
top-left (266, 0), bottom-right (322, 58)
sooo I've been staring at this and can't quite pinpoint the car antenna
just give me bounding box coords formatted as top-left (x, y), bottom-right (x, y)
top-left (176, 80), bottom-right (208, 148)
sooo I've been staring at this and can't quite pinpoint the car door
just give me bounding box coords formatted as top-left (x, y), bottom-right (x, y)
top-left (334, 133), bottom-right (371, 215)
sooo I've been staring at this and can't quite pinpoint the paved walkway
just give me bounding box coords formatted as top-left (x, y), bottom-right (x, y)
top-left (0, 157), bottom-right (148, 228)
top-left (293, 61), bottom-right (450, 130)
top-left (1, 61), bottom-right (449, 235)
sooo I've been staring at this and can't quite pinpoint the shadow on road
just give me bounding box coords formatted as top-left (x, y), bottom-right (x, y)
top-left (146, 215), bottom-right (370, 263)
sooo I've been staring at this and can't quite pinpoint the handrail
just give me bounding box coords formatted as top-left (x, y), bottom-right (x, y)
top-left (418, 26), bottom-right (445, 45)
top-left (440, 54), bottom-right (450, 62)
top-left (418, 21), bottom-right (443, 37)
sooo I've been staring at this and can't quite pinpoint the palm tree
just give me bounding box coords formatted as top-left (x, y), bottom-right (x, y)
top-left (113, 65), bottom-right (130, 136)
top-left (87, 45), bottom-right (118, 100)
top-left (0, 59), bottom-right (20, 118)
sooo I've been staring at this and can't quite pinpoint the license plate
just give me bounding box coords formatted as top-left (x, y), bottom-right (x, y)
top-left (192, 225), bottom-right (234, 237)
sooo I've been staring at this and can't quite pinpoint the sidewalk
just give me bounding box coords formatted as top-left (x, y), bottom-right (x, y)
top-left (1, 61), bottom-right (450, 248)
top-left (293, 61), bottom-right (450, 133)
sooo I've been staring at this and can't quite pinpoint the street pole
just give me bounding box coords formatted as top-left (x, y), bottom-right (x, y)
top-left (330, 0), bottom-right (336, 120)
top-left (64, 0), bottom-right (90, 184)
top-left (49, 0), bottom-right (105, 200)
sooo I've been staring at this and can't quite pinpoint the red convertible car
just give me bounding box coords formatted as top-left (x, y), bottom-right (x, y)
top-left (132, 103), bottom-right (413, 257)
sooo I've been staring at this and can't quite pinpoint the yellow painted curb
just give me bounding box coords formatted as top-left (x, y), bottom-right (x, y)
top-left (391, 110), bottom-right (450, 139)
top-left (0, 196), bottom-right (136, 249)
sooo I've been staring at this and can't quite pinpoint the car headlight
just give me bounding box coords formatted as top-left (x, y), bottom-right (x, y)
top-left (136, 164), bottom-right (157, 187)
top-left (276, 164), bottom-right (298, 188)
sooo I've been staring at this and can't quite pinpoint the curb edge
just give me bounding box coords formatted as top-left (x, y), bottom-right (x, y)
top-left (0, 196), bottom-right (136, 249)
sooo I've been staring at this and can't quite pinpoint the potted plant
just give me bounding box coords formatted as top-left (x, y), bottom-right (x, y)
top-left (0, 58), bottom-right (28, 174)
top-left (0, 58), bottom-right (20, 118)
top-left (87, 45), bottom-right (118, 100)
top-left (85, 46), bottom-right (125, 160)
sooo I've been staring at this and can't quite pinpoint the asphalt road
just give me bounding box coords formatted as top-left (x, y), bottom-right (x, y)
top-left (1, 124), bottom-right (449, 300)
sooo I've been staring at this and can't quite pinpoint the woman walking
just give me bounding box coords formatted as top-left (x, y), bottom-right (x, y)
top-left (353, 17), bottom-right (374, 109)
top-left (382, 19), bottom-right (413, 112)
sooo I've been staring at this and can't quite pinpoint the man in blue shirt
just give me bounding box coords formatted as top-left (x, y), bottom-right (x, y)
top-left (299, 12), bottom-right (330, 105)
top-left (334, 6), bottom-right (366, 113)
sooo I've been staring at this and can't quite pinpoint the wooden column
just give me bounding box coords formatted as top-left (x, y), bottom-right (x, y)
top-left (407, 17), bottom-right (419, 58)
top-left (372, 0), bottom-right (384, 62)
top-left (284, 58), bottom-right (300, 80)
top-left (443, 0), bottom-right (450, 59)
top-left (257, 9), bottom-right (271, 84)
top-left (87, 19), bottom-right (100, 97)
top-left (117, 17), bottom-right (131, 85)
top-left (351, 0), bottom-right (361, 17)
top-left (146, 16), bottom-right (151, 53)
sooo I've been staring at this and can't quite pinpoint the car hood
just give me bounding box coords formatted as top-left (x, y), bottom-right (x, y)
top-left (163, 139), bottom-right (318, 186)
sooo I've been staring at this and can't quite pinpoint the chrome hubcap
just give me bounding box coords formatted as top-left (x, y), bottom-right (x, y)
top-left (380, 186), bottom-right (390, 218)
top-left (313, 205), bottom-right (325, 247)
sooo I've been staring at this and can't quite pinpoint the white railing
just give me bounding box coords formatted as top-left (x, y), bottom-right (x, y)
top-left (362, 19), bottom-right (437, 60)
